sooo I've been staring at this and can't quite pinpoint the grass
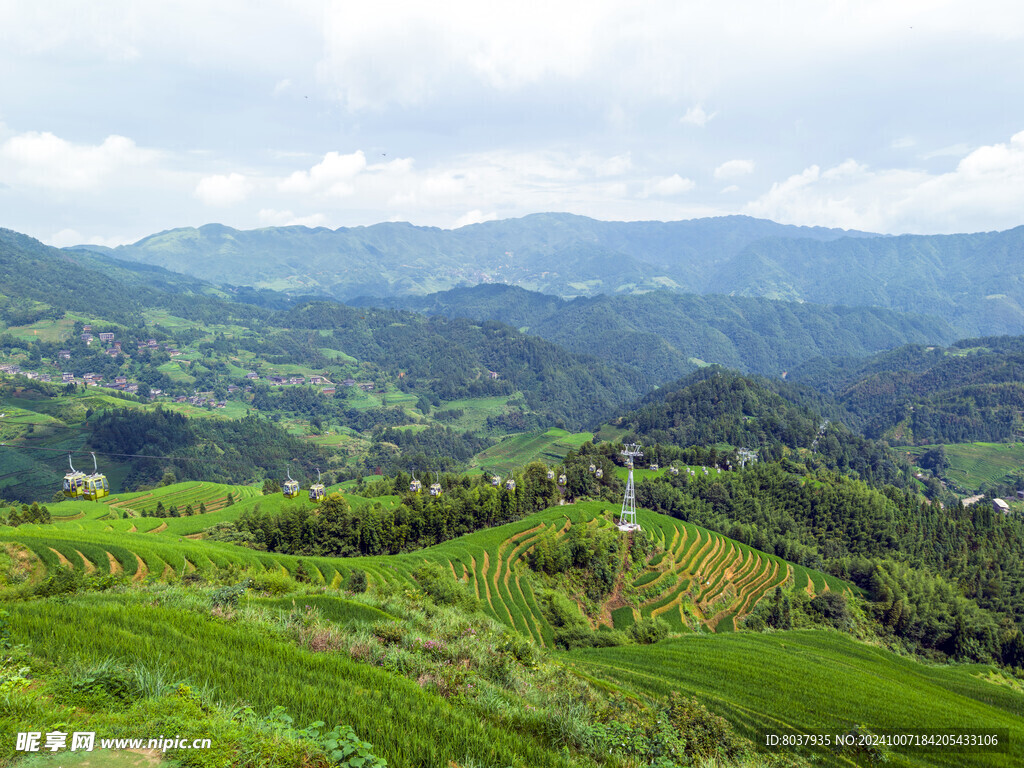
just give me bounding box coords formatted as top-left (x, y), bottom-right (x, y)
top-left (900, 442), bottom-right (1024, 492)
top-left (8, 594), bottom-right (582, 768)
top-left (3, 488), bottom-right (847, 645)
top-left (473, 428), bottom-right (594, 474)
top-left (3, 478), bottom-right (1021, 768)
top-left (567, 630), bottom-right (1024, 768)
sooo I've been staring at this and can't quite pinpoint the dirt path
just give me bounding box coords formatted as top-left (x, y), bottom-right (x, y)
top-left (133, 553), bottom-right (148, 582)
top-left (75, 550), bottom-right (96, 575)
top-left (598, 534), bottom-right (635, 627)
top-left (147, 522), bottom-right (168, 534)
top-left (106, 551), bottom-right (122, 575)
top-left (49, 547), bottom-right (74, 569)
top-left (469, 555), bottom-right (480, 599)
top-left (481, 552), bottom-right (497, 616)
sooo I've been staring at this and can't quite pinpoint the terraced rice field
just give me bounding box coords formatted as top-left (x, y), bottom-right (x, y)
top-left (901, 441), bottom-right (1024, 493)
top-left (630, 513), bottom-right (850, 633)
top-left (473, 428), bottom-right (594, 474)
top-left (567, 631), bottom-right (1024, 768)
top-left (100, 480), bottom-right (263, 517)
top-left (3, 492), bottom-right (847, 647)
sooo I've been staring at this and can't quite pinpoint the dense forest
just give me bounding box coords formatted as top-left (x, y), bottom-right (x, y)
top-left (88, 408), bottom-right (327, 488)
top-left (384, 284), bottom-right (953, 385)
top-left (212, 449), bottom-right (622, 557)
top-left (793, 337), bottom-right (1024, 443)
top-left (613, 368), bottom-right (912, 489)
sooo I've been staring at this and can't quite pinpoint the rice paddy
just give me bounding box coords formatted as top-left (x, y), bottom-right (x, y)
top-left (3, 487), bottom-right (846, 645)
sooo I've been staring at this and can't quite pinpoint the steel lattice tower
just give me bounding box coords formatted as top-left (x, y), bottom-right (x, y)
top-left (619, 443), bottom-right (643, 529)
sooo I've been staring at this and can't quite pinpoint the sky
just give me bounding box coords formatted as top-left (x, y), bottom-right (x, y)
top-left (1, 0), bottom-right (1023, 247)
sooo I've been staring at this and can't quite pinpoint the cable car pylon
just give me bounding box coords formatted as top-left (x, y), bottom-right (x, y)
top-left (618, 443), bottom-right (643, 531)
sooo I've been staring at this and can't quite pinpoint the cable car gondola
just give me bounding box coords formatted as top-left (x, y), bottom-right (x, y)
top-left (595, 468), bottom-right (603, 479)
top-left (283, 470), bottom-right (300, 499)
top-left (546, 469), bottom-right (555, 480)
top-left (409, 474), bottom-right (422, 493)
top-left (490, 474), bottom-right (501, 487)
top-left (82, 452), bottom-right (110, 500)
top-left (557, 473), bottom-right (567, 486)
top-left (309, 468), bottom-right (325, 502)
top-left (504, 477), bottom-right (516, 491)
top-left (62, 454), bottom-right (86, 498)
top-left (588, 463), bottom-right (596, 473)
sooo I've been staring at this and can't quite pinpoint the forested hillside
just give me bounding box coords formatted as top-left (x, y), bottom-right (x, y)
top-left (93, 214), bottom-right (1024, 336)
top-left (91, 213), bottom-right (869, 300)
top-left (711, 227), bottom-right (1024, 336)
top-left (382, 284), bottom-right (953, 383)
top-left (611, 367), bottom-right (908, 488)
top-left (793, 336), bottom-right (1024, 443)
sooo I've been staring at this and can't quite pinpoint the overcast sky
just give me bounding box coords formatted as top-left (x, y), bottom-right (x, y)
top-left (2, 1), bottom-right (1023, 247)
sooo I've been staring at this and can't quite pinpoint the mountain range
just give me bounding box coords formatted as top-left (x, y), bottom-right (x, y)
top-left (75, 213), bottom-right (1024, 336)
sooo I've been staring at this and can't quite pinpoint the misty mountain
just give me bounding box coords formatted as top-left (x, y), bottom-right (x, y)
top-left (89, 213), bottom-right (871, 301)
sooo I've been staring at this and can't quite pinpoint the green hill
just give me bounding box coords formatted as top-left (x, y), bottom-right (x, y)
top-left (3, 489), bottom-right (1021, 768)
top-left (569, 631), bottom-right (1023, 767)
top-left (382, 284), bottom-right (954, 384)
top-left (792, 336), bottom-right (1024, 443)
top-left (94, 214), bottom-right (869, 301)
top-left (2, 498), bottom-right (847, 644)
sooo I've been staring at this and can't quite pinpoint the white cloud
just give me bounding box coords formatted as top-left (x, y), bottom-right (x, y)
top-left (713, 159), bottom-right (754, 179)
top-left (720, 185), bottom-right (739, 194)
top-left (258, 209), bottom-right (327, 228)
top-left (643, 174), bottom-right (695, 197)
top-left (47, 229), bottom-right (129, 248)
top-left (680, 105), bottom-right (717, 127)
top-left (195, 172), bottom-right (251, 206)
top-left (921, 143), bottom-right (973, 160)
top-left (452, 209), bottom-right (498, 228)
top-left (0, 132), bottom-right (158, 190)
top-left (279, 150), bottom-right (367, 196)
top-left (745, 130), bottom-right (1024, 233)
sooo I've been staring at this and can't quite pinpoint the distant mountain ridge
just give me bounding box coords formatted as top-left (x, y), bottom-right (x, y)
top-left (84, 213), bottom-right (873, 301)
top-left (87, 213), bottom-right (1024, 336)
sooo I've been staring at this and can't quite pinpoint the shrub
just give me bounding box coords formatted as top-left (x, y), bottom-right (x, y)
top-left (498, 636), bottom-right (540, 666)
top-left (248, 570), bottom-right (294, 595)
top-left (666, 693), bottom-right (747, 760)
top-left (344, 568), bottom-right (367, 593)
top-left (411, 562), bottom-right (477, 611)
top-left (33, 566), bottom-right (85, 597)
top-left (538, 590), bottom-right (588, 629)
top-left (628, 617), bottom-right (670, 645)
top-left (810, 591), bottom-right (851, 628)
top-left (372, 621), bottom-right (405, 645)
top-left (211, 579), bottom-right (251, 609)
top-left (591, 629), bottom-right (628, 647)
top-left (553, 626), bottom-right (596, 650)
